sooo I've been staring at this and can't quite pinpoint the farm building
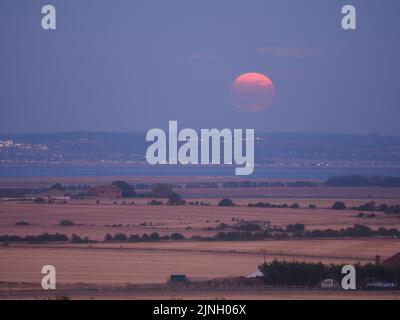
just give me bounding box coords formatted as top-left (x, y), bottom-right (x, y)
top-left (88, 185), bottom-right (122, 199)
top-left (382, 252), bottom-right (400, 266)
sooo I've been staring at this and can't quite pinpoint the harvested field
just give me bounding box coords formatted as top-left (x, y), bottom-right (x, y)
top-left (1, 199), bottom-right (399, 241)
top-left (0, 238), bottom-right (398, 285)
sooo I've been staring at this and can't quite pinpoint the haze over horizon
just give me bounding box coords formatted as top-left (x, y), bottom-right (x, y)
top-left (1, 0), bottom-right (400, 135)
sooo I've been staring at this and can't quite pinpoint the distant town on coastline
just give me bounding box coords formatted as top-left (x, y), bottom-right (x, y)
top-left (1, 132), bottom-right (400, 170)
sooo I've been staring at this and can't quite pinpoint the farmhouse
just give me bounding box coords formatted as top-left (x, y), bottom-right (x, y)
top-left (88, 185), bottom-right (122, 199)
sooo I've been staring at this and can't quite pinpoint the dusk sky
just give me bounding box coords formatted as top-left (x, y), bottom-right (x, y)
top-left (1, 0), bottom-right (399, 134)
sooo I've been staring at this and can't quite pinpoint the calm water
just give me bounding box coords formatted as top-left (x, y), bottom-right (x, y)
top-left (0, 166), bottom-right (400, 179)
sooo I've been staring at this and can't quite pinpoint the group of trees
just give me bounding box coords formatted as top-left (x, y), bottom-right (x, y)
top-left (111, 181), bottom-right (136, 197)
top-left (331, 201), bottom-right (400, 214)
top-left (331, 201), bottom-right (347, 210)
top-left (353, 201), bottom-right (400, 214)
top-left (15, 221), bottom-right (30, 226)
top-left (104, 232), bottom-right (185, 242)
top-left (247, 202), bottom-right (301, 209)
top-left (286, 223), bottom-right (305, 233)
top-left (139, 183), bottom-right (183, 202)
top-left (218, 199), bottom-right (236, 207)
top-left (212, 231), bottom-right (272, 241)
top-left (303, 224), bottom-right (400, 238)
top-left (59, 219), bottom-right (75, 226)
top-left (0, 233), bottom-right (69, 244)
top-left (203, 223), bottom-right (400, 241)
top-left (259, 260), bottom-right (400, 288)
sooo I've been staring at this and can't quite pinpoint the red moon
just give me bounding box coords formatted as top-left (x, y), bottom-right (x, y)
top-left (230, 72), bottom-right (275, 113)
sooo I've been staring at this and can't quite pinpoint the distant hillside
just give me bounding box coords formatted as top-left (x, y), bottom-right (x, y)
top-left (325, 175), bottom-right (400, 187)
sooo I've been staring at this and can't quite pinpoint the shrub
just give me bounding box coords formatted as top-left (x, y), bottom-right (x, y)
top-left (148, 199), bottom-right (163, 206)
top-left (50, 183), bottom-right (65, 191)
top-left (59, 220), bottom-right (75, 226)
top-left (104, 233), bottom-right (113, 242)
top-left (113, 233), bottom-right (127, 242)
top-left (128, 234), bottom-right (141, 242)
top-left (151, 183), bottom-right (174, 198)
top-left (332, 201), bottom-right (346, 210)
top-left (150, 232), bottom-right (160, 241)
top-left (15, 221), bottom-right (30, 226)
top-left (170, 233), bottom-right (185, 240)
top-left (286, 223), bottom-right (305, 233)
top-left (111, 181), bottom-right (136, 197)
top-left (218, 199), bottom-right (235, 207)
top-left (167, 192), bottom-right (186, 206)
top-left (71, 234), bottom-right (83, 243)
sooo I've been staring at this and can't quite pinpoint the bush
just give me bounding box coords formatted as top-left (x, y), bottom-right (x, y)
top-left (15, 221), bottom-right (30, 226)
top-left (50, 183), bottom-right (65, 191)
top-left (129, 234), bottom-right (141, 242)
top-left (150, 232), bottom-right (160, 241)
top-left (142, 233), bottom-right (149, 241)
top-left (104, 233), bottom-right (113, 242)
top-left (167, 192), bottom-right (186, 206)
top-left (332, 201), bottom-right (346, 210)
top-left (113, 233), bottom-right (128, 242)
top-left (151, 183), bottom-right (175, 198)
top-left (111, 181), bottom-right (136, 197)
top-left (59, 220), bottom-right (75, 226)
top-left (170, 233), bottom-right (185, 240)
top-left (218, 199), bottom-right (235, 207)
top-left (71, 234), bottom-right (83, 243)
top-left (286, 223), bottom-right (305, 233)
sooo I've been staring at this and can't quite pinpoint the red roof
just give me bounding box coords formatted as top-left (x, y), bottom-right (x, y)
top-left (382, 252), bottom-right (400, 266)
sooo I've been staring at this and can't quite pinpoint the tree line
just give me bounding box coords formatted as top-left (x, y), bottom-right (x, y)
top-left (259, 260), bottom-right (400, 288)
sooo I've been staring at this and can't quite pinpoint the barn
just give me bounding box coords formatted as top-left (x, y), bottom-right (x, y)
top-left (88, 185), bottom-right (122, 199)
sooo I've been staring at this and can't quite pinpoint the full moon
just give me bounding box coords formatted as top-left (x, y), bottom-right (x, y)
top-left (230, 72), bottom-right (275, 113)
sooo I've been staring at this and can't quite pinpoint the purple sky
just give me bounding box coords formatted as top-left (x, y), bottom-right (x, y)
top-left (1, 0), bottom-right (400, 134)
